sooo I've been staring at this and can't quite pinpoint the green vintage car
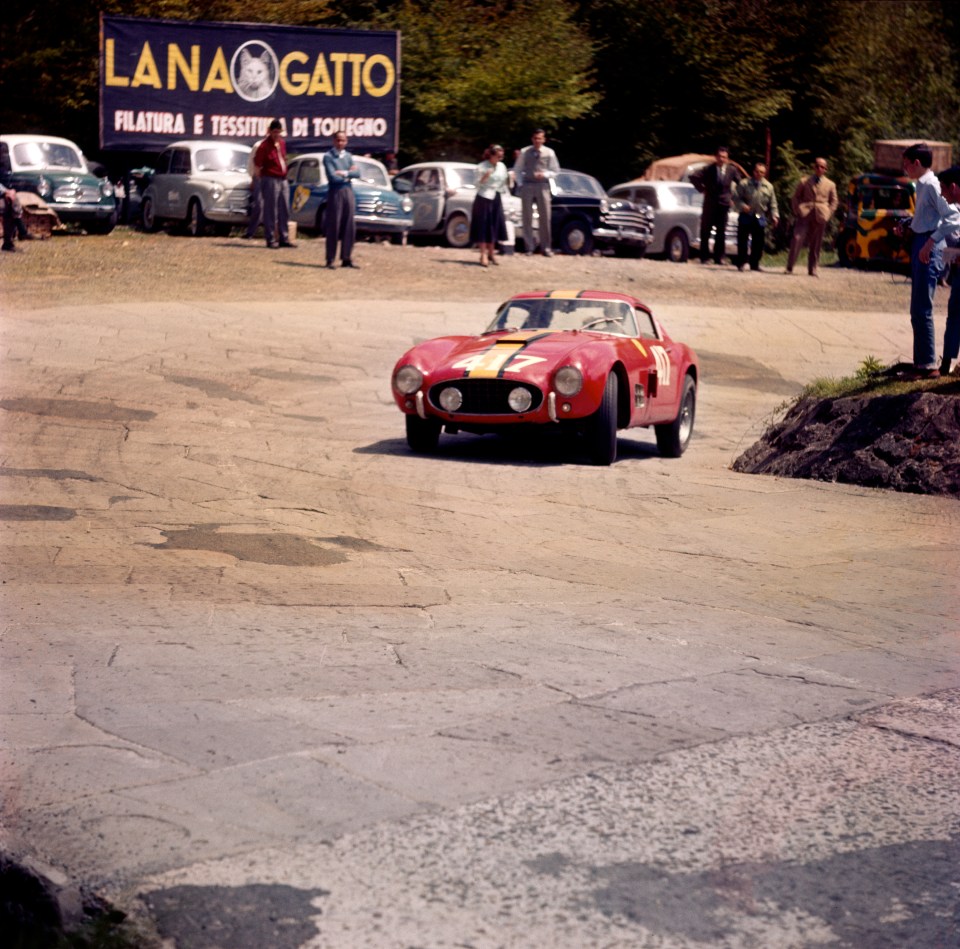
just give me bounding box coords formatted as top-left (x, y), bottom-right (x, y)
top-left (0, 134), bottom-right (118, 234)
top-left (837, 173), bottom-right (914, 269)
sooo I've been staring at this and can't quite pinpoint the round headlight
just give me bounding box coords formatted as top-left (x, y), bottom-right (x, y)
top-left (394, 365), bottom-right (423, 394)
top-left (210, 184), bottom-right (224, 201)
top-left (508, 387), bottom-right (533, 413)
top-left (100, 181), bottom-right (115, 198)
top-left (37, 176), bottom-right (52, 198)
top-left (554, 366), bottom-right (583, 396)
top-left (438, 387), bottom-right (462, 411)
top-left (401, 196), bottom-right (413, 213)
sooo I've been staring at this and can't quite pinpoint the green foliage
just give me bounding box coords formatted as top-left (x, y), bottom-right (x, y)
top-left (371, 0), bottom-right (598, 159)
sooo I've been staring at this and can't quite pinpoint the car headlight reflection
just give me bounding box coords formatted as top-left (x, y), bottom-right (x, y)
top-left (554, 366), bottom-right (583, 396)
top-left (438, 386), bottom-right (463, 412)
top-left (508, 387), bottom-right (533, 413)
top-left (394, 365), bottom-right (423, 394)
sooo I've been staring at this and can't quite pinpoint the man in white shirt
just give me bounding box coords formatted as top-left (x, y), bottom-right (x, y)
top-left (920, 165), bottom-right (960, 375)
top-left (902, 143), bottom-right (943, 378)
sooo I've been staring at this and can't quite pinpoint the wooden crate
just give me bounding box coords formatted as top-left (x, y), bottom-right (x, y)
top-left (873, 139), bottom-right (953, 174)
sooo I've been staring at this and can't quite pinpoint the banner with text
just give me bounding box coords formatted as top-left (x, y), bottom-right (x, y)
top-left (100, 15), bottom-right (400, 152)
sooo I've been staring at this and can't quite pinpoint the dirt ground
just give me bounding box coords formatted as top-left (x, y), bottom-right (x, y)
top-left (0, 225), bottom-right (914, 313)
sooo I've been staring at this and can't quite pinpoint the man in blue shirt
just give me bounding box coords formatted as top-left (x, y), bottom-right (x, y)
top-left (323, 131), bottom-right (360, 269)
top-left (902, 142), bottom-right (944, 378)
top-left (919, 165), bottom-right (960, 375)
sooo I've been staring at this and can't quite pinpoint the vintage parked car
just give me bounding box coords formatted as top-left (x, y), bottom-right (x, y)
top-left (391, 289), bottom-right (698, 465)
top-left (608, 179), bottom-right (737, 262)
top-left (392, 161), bottom-right (521, 248)
top-left (0, 134), bottom-right (117, 234)
top-left (139, 140), bottom-right (251, 236)
top-left (518, 169), bottom-right (653, 256)
top-left (287, 153), bottom-right (412, 239)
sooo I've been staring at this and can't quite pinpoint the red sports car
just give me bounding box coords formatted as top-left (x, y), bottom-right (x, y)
top-left (391, 289), bottom-right (698, 465)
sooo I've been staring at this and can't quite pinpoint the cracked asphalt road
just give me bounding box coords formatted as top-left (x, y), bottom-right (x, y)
top-left (1, 234), bottom-right (958, 947)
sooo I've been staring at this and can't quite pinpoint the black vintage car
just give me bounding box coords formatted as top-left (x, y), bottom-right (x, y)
top-left (518, 168), bottom-right (654, 256)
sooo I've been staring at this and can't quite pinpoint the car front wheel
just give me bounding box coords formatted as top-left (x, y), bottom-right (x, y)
top-left (185, 199), bottom-right (207, 237)
top-left (559, 217), bottom-right (594, 255)
top-left (586, 373), bottom-right (618, 465)
top-left (86, 211), bottom-right (117, 235)
top-left (655, 374), bottom-right (696, 457)
top-left (140, 196), bottom-right (160, 232)
top-left (406, 414), bottom-right (441, 453)
top-left (666, 228), bottom-right (689, 262)
top-left (444, 212), bottom-right (470, 248)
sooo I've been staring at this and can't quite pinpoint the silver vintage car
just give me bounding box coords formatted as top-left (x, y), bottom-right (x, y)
top-left (608, 179), bottom-right (738, 262)
top-left (140, 140), bottom-right (251, 236)
top-left (392, 161), bottom-right (521, 249)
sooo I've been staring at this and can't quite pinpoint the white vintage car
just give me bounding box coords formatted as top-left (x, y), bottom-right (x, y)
top-left (140, 140), bottom-right (251, 236)
top-left (392, 161), bottom-right (521, 249)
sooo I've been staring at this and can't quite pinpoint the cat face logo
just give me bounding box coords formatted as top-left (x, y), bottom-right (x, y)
top-left (230, 42), bottom-right (279, 103)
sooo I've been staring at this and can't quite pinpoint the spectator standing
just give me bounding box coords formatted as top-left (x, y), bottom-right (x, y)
top-left (691, 147), bottom-right (740, 264)
top-left (322, 131), bottom-right (360, 269)
top-left (786, 158), bottom-right (838, 277)
top-left (1, 183), bottom-right (22, 252)
top-left (383, 150), bottom-right (399, 176)
top-left (471, 145), bottom-right (509, 267)
top-left (920, 165), bottom-right (960, 375)
top-left (516, 129), bottom-right (560, 256)
top-left (244, 134), bottom-right (267, 240)
top-left (734, 162), bottom-right (779, 271)
top-left (255, 119), bottom-right (293, 249)
top-left (902, 142), bottom-right (944, 378)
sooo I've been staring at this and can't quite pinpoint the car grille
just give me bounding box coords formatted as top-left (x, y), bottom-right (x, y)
top-left (428, 379), bottom-right (543, 414)
top-left (603, 206), bottom-right (652, 234)
top-left (228, 186), bottom-right (250, 212)
top-left (52, 183), bottom-right (101, 204)
top-left (356, 195), bottom-right (403, 217)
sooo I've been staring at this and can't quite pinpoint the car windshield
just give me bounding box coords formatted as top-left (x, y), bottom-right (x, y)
top-left (555, 172), bottom-right (605, 199)
top-left (859, 186), bottom-right (913, 211)
top-left (13, 140), bottom-right (85, 171)
top-left (486, 298), bottom-right (639, 337)
top-left (355, 158), bottom-right (390, 187)
top-left (193, 147), bottom-right (249, 173)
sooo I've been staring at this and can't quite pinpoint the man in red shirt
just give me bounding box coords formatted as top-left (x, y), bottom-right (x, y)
top-left (254, 119), bottom-right (293, 248)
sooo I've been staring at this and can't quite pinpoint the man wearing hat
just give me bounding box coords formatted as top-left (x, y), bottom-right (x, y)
top-left (254, 119), bottom-right (293, 248)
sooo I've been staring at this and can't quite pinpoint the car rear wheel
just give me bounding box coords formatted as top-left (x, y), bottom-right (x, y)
top-left (666, 228), bottom-right (689, 262)
top-left (838, 229), bottom-right (856, 266)
top-left (655, 374), bottom-right (696, 457)
top-left (444, 212), bottom-right (470, 249)
top-left (185, 199), bottom-right (207, 237)
top-left (406, 414), bottom-right (441, 453)
top-left (559, 217), bottom-right (593, 255)
top-left (586, 373), bottom-right (618, 465)
top-left (140, 196), bottom-right (160, 232)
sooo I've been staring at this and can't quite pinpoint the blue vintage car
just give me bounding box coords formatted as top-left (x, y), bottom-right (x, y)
top-left (287, 153), bottom-right (412, 239)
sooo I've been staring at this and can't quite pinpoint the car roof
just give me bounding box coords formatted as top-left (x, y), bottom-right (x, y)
top-left (610, 179), bottom-right (697, 192)
top-left (506, 289), bottom-right (652, 315)
top-left (1, 134), bottom-right (84, 148)
top-left (162, 140), bottom-right (251, 152)
top-left (397, 161), bottom-right (477, 172)
top-left (289, 152), bottom-right (386, 168)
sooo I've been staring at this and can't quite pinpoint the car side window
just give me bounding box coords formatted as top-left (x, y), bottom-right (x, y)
top-left (635, 307), bottom-right (659, 340)
top-left (299, 159), bottom-right (321, 185)
top-left (155, 150), bottom-right (172, 175)
top-left (170, 149), bottom-right (190, 175)
top-left (636, 187), bottom-right (658, 209)
top-left (414, 168), bottom-right (439, 192)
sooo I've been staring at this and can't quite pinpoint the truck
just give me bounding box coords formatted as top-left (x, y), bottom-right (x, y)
top-left (838, 139), bottom-right (952, 269)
